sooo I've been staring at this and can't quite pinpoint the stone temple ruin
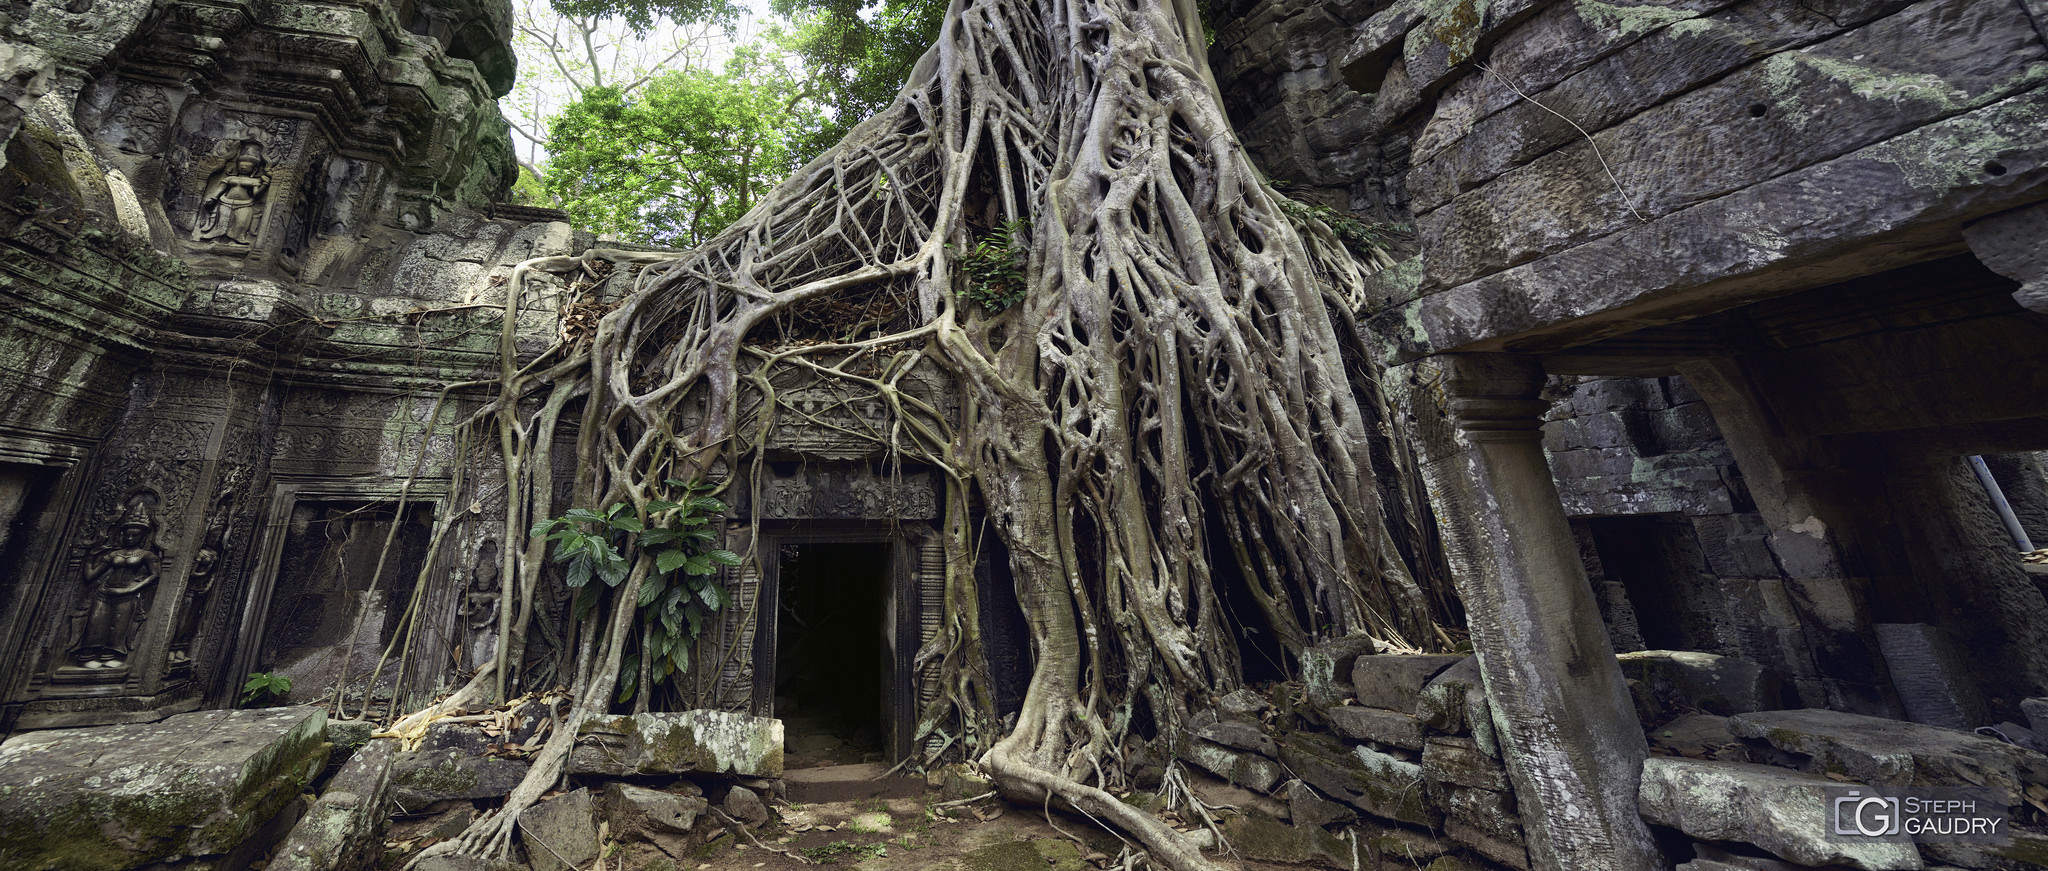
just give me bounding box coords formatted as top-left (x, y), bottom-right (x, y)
top-left (0, 0), bottom-right (2046, 869)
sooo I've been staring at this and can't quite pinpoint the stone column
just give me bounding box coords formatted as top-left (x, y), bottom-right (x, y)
top-left (1391, 353), bottom-right (1663, 871)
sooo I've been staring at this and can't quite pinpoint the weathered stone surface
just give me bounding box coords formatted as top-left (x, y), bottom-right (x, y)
top-left (1617, 650), bottom-right (1789, 716)
top-left (1422, 736), bottom-right (1507, 791)
top-left (1180, 737), bottom-right (1285, 793)
top-left (390, 727), bottom-right (530, 809)
top-left (1729, 708), bottom-right (2048, 803)
top-left (1964, 201), bottom-right (2048, 314)
top-left (520, 788), bottom-right (600, 871)
top-left (0, 707), bottom-right (330, 871)
top-left (1327, 705), bottom-right (1423, 750)
top-left (271, 737), bottom-right (400, 871)
top-left (570, 710), bottom-right (783, 777)
top-left (723, 785), bottom-right (770, 828)
top-left (1445, 816), bottom-right (1531, 871)
top-left (1639, 757), bottom-right (1923, 870)
top-left (1276, 731), bottom-right (1435, 826)
top-left (1280, 779), bottom-right (1355, 828)
top-left (602, 782), bottom-right (709, 839)
top-left (1300, 634), bottom-right (1387, 708)
top-left (1415, 656), bottom-right (1494, 754)
top-left (1218, 811), bottom-right (1347, 865)
top-left (1874, 623), bottom-right (1989, 730)
top-left (1216, 688), bottom-right (1272, 719)
top-left (2025, 697), bottom-right (2048, 735)
top-left (1197, 719), bottom-right (1281, 758)
top-left (1350, 653), bottom-right (1464, 713)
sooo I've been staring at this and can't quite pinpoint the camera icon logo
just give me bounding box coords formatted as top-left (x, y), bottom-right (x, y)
top-left (1834, 790), bottom-right (1902, 837)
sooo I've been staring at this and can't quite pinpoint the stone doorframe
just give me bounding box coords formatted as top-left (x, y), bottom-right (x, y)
top-left (749, 524), bottom-right (936, 764)
top-left (228, 478), bottom-right (448, 711)
top-left (0, 432), bottom-right (96, 731)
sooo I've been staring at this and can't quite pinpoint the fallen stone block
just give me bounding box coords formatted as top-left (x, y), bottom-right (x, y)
top-left (1445, 817), bottom-right (1530, 871)
top-left (1277, 731), bottom-right (1436, 827)
top-left (569, 710), bottom-right (783, 778)
top-left (271, 737), bottom-right (401, 871)
top-left (390, 732), bottom-right (530, 810)
top-left (1180, 737), bottom-right (1285, 793)
top-left (520, 787), bottom-right (599, 871)
top-left (1280, 779), bottom-right (1356, 828)
top-left (1639, 757), bottom-right (1923, 870)
top-left (1327, 705), bottom-right (1423, 750)
top-left (0, 706), bottom-right (330, 871)
top-left (1196, 719), bottom-right (1280, 758)
top-left (1301, 634), bottom-right (1388, 709)
top-left (723, 784), bottom-right (770, 828)
top-left (602, 782), bottom-right (709, 839)
top-left (1617, 650), bottom-right (1789, 716)
top-left (1218, 810), bottom-right (1348, 865)
top-left (1728, 708), bottom-right (2048, 804)
top-left (1423, 735), bottom-right (1507, 791)
top-left (1415, 655), bottom-right (1497, 754)
top-left (1351, 653), bottom-right (1465, 713)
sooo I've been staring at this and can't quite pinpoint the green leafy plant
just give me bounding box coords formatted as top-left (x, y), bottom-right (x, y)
top-left (1273, 196), bottom-right (1409, 263)
top-left (241, 671), bottom-right (293, 707)
top-left (530, 479), bottom-right (743, 703)
top-left (952, 218), bottom-right (1029, 313)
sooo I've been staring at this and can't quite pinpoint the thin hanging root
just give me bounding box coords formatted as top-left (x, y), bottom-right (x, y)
top-left (403, 0), bottom-right (1456, 866)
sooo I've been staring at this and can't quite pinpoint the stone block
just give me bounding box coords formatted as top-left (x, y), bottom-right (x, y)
top-left (1414, 656), bottom-right (1492, 746)
top-left (1180, 737), bottom-right (1285, 793)
top-left (1327, 705), bottom-right (1423, 750)
top-left (1639, 758), bottom-right (1923, 870)
top-left (601, 782), bottom-right (708, 839)
top-left (723, 785), bottom-right (770, 828)
top-left (569, 710), bottom-right (783, 778)
top-left (1280, 779), bottom-right (1355, 828)
top-left (1617, 650), bottom-right (1789, 716)
top-left (2025, 697), bottom-right (2048, 734)
top-left (1301, 634), bottom-right (1387, 709)
top-left (1728, 708), bottom-right (2048, 804)
top-left (519, 788), bottom-right (599, 871)
top-left (390, 737), bottom-right (530, 809)
top-left (1422, 736), bottom-right (1507, 791)
top-left (1218, 811), bottom-right (1348, 865)
top-left (1197, 719), bottom-right (1280, 758)
top-left (1873, 623), bottom-right (1988, 730)
top-left (1350, 653), bottom-right (1464, 713)
top-left (0, 707), bottom-right (330, 871)
top-left (271, 737), bottom-right (400, 871)
top-left (1691, 513), bottom-right (1780, 579)
top-left (1277, 731), bottom-right (1436, 826)
top-left (1440, 783), bottom-right (1518, 840)
top-left (1444, 817), bottom-right (1530, 871)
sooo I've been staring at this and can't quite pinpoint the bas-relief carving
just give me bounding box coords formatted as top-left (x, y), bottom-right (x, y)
top-left (192, 140), bottom-right (270, 245)
top-left (168, 480), bottom-right (242, 668)
top-left (166, 112), bottom-right (304, 249)
top-left (750, 467), bottom-right (939, 520)
top-left (56, 490), bottom-right (164, 680)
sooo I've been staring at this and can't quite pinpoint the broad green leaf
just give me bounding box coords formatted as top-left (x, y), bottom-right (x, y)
top-left (707, 549), bottom-right (742, 566)
top-left (566, 555), bottom-right (594, 589)
top-left (656, 549), bottom-right (689, 574)
top-left (613, 515), bottom-right (645, 533)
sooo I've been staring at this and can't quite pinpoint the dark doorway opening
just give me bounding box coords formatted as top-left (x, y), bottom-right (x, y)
top-left (776, 541), bottom-right (891, 768)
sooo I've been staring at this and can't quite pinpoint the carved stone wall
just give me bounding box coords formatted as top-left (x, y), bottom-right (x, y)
top-left (0, 0), bottom-right (582, 729)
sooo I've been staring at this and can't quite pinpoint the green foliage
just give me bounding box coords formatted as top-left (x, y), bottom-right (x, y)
top-left (510, 164), bottom-right (553, 207)
top-left (548, 0), bottom-right (742, 33)
top-left (529, 479), bottom-right (742, 703)
top-left (767, 0), bottom-right (947, 163)
top-left (240, 672), bottom-right (292, 707)
top-left (1273, 196), bottom-right (1408, 261)
top-left (543, 46), bottom-right (820, 247)
top-left (800, 840), bottom-right (888, 864)
top-left (953, 218), bottom-right (1029, 313)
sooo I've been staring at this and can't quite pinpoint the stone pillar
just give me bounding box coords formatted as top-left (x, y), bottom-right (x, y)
top-left (1391, 353), bottom-right (1663, 871)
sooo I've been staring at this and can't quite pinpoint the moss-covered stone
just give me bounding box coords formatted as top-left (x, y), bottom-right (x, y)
top-left (0, 707), bottom-right (329, 871)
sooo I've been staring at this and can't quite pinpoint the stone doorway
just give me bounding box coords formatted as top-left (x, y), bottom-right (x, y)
top-left (757, 536), bottom-right (912, 769)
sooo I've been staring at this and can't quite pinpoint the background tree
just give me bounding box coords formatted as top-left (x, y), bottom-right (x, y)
top-left (544, 46), bottom-right (820, 246)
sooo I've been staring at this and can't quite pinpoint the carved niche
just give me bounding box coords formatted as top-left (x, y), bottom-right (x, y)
top-left (191, 139), bottom-right (271, 245)
top-left (53, 490), bottom-right (167, 683)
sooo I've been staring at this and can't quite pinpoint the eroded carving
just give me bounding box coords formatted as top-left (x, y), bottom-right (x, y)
top-left (61, 491), bottom-right (165, 675)
top-left (192, 140), bottom-right (270, 244)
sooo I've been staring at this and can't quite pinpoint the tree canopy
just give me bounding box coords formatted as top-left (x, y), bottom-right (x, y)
top-left (543, 46), bottom-right (820, 246)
